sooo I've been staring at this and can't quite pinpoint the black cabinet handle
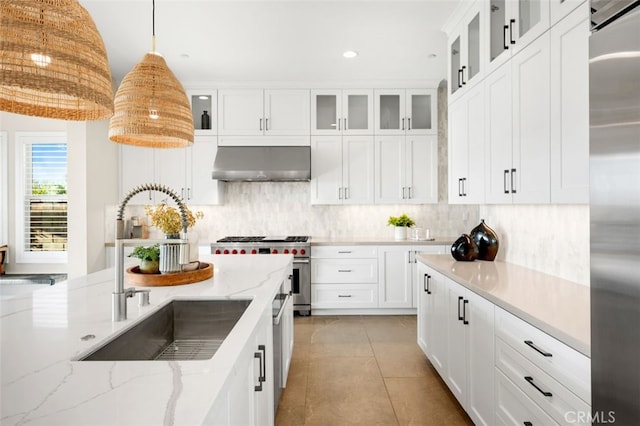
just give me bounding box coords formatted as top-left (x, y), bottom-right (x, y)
top-left (463, 299), bottom-right (469, 325)
top-left (511, 168), bottom-right (517, 194)
top-left (524, 422), bottom-right (533, 426)
top-left (254, 351), bottom-right (263, 391)
top-left (524, 340), bottom-right (553, 357)
top-left (462, 178), bottom-right (467, 196)
top-left (509, 19), bottom-right (516, 45)
top-left (338, 294), bottom-right (352, 298)
top-left (503, 25), bottom-right (510, 50)
top-left (402, 117), bottom-right (405, 131)
top-left (524, 376), bottom-right (552, 397)
top-left (423, 274), bottom-right (432, 294)
top-left (458, 178), bottom-right (463, 197)
top-left (458, 296), bottom-right (464, 321)
top-left (458, 69), bottom-right (463, 88)
top-left (408, 117), bottom-right (411, 130)
top-left (259, 118), bottom-right (263, 131)
top-left (461, 65), bottom-right (466, 85)
top-left (258, 344), bottom-right (266, 383)
top-left (504, 170), bottom-right (510, 194)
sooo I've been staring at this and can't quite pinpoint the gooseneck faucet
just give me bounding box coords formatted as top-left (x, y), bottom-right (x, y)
top-left (113, 183), bottom-right (190, 321)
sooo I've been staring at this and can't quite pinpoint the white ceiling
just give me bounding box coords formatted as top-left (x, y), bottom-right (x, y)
top-left (80, 0), bottom-right (461, 86)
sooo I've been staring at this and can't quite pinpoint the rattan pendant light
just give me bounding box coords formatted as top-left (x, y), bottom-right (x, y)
top-left (108, 0), bottom-right (193, 148)
top-left (0, 0), bottom-right (114, 121)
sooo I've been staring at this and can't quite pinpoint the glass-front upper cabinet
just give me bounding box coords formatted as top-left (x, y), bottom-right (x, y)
top-left (186, 89), bottom-right (217, 135)
top-left (448, 3), bottom-right (484, 101)
top-left (374, 89), bottom-right (436, 136)
top-left (311, 89), bottom-right (373, 135)
top-left (488, 0), bottom-right (550, 72)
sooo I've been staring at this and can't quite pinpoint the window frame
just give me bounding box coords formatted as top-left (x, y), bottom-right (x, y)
top-left (14, 132), bottom-right (68, 264)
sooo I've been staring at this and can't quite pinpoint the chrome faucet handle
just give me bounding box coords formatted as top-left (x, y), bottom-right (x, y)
top-left (137, 290), bottom-right (150, 307)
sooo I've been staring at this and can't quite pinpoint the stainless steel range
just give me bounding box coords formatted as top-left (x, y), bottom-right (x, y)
top-left (211, 236), bottom-right (311, 315)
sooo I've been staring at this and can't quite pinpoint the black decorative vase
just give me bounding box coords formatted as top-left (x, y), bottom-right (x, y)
top-left (451, 234), bottom-right (479, 261)
top-left (201, 110), bottom-right (211, 130)
top-left (470, 219), bottom-right (499, 261)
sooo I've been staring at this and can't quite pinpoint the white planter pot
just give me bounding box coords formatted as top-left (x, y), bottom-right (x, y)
top-left (394, 226), bottom-right (407, 240)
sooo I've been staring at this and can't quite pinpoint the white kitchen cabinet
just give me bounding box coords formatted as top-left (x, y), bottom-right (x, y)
top-left (486, 0), bottom-right (550, 74)
top-left (310, 135), bottom-right (374, 205)
top-left (206, 303), bottom-right (274, 426)
top-left (448, 83), bottom-right (485, 204)
top-left (187, 89), bottom-right (217, 135)
top-left (449, 2), bottom-right (485, 102)
top-left (218, 89), bottom-right (310, 145)
top-left (550, 3), bottom-right (589, 203)
top-left (550, 0), bottom-right (586, 26)
top-left (374, 136), bottom-right (437, 204)
top-left (485, 32), bottom-right (551, 204)
top-left (374, 89), bottom-right (437, 135)
top-left (311, 245), bottom-right (378, 310)
top-left (311, 89), bottom-right (374, 135)
top-left (445, 278), bottom-right (495, 426)
top-left (495, 369), bottom-right (560, 426)
top-left (416, 263), bottom-right (449, 376)
top-left (120, 137), bottom-right (224, 206)
top-left (119, 144), bottom-right (156, 204)
top-left (378, 246), bottom-right (413, 308)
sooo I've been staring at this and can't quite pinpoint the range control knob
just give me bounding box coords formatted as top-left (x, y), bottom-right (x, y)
top-left (251, 249), bottom-right (257, 255)
top-left (214, 249), bottom-right (221, 254)
top-left (223, 249), bottom-right (229, 255)
top-left (300, 249), bottom-right (306, 255)
top-left (272, 249), bottom-right (278, 254)
top-left (292, 249), bottom-right (298, 255)
top-left (240, 249), bottom-right (246, 255)
top-left (283, 249), bottom-right (289, 254)
top-left (232, 249), bottom-right (238, 255)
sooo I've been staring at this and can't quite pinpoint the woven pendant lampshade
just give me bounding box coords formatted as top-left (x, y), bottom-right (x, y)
top-left (108, 0), bottom-right (193, 148)
top-left (0, 0), bottom-right (114, 121)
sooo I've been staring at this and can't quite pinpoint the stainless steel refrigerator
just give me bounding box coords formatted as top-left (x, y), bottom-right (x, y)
top-left (590, 1), bottom-right (640, 424)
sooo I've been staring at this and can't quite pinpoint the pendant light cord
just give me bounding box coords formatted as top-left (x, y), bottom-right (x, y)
top-left (151, 0), bottom-right (156, 52)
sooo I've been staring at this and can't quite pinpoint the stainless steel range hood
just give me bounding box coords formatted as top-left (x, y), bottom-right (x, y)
top-left (211, 146), bottom-right (311, 181)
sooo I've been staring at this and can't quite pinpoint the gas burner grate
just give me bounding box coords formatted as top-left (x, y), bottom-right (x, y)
top-left (284, 236), bottom-right (309, 243)
top-left (217, 236), bottom-right (265, 243)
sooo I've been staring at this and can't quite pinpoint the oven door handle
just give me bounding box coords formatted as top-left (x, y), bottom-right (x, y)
top-left (293, 259), bottom-right (310, 264)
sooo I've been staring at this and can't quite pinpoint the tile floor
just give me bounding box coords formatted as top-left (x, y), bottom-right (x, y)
top-left (275, 315), bottom-right (473, 426)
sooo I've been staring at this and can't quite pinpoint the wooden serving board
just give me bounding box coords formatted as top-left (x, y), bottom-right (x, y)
top-left (126, 262), bottom-right (213, 286)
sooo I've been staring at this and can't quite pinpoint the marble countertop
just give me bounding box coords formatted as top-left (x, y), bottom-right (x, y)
top-left (310, 237), bottom-right (454, 246)
top-left (417, 255), bottom-right (590, 357)
top-left (0, 254), bottom-right (292, 426)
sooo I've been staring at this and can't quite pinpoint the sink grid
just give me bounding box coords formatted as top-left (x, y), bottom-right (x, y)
top-left (155, 339), bottom-right (224, 361)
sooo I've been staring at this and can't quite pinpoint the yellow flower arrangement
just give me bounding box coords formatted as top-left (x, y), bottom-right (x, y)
top-left (145, 201), bottom-right (204, 235)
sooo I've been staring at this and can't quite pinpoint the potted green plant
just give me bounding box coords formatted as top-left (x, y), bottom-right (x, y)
top-left (387, 213), bottom-right (415, 240)
top-left (128, 244), bottom-right (160, 274)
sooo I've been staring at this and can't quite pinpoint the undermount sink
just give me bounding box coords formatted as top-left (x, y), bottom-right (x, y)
top-left (78, 299), bottom-right (251, 361)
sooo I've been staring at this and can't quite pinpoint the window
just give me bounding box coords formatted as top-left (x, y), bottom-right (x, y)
top-left (15, 132), bottom-right (68, 263)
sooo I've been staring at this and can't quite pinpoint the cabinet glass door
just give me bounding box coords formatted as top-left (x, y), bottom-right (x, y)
top-left (408, 93), bottom-right (432, 133)
top-left (315, 94), bottom-right (338, 131)
top-left (346, 94), bottom-right (369, 131)
top-left (467, 13), bottom-right (481, 81)
top-left (450, 36), bottom-right (461, 95)
top-left (489, 0), bottom-right (507, 63)
top-left (378, 94), bottom-right (402, 131)
top-left (518, 0), bottom-right (542, 38)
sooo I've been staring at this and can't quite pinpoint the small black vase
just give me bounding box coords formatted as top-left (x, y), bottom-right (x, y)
top-left (201, 110), bottom-right (211, 130)
top-left (470, 219), bottom-right (499, 261)
top-left (451, 234), bottom-right (479, 262)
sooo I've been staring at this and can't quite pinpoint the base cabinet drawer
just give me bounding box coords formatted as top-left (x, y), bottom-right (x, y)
top-left (496, 338), bottom-right (590, 425)
top-left (495, 369), bottom-right (559, 426)
top-left (311, 284), bottom-right (378, 308)
top-left (311, 259), bottom-right (378, 283)
top-left (495, 307), bottom-right (590, 403)
top-left (311, 246), bottom-right (377, 259)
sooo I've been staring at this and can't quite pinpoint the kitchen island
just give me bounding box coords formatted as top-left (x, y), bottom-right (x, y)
top-left (0, 254), bottom-right (292, 426)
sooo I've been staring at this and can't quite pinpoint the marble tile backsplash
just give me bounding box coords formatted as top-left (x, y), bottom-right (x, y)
top-left (479, 204), bottom-right (590, 286)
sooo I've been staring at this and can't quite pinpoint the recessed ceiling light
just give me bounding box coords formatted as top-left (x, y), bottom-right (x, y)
top-left (343, 50), bottom-right (358, 59)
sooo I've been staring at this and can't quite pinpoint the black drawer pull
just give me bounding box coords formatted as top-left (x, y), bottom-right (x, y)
top-left (524, 422), bottom-right (533, 426)
top-left (524, 340), bottom-right (553, 357)
top-left (463, 299), bottom-right (469, 325)
top-left (524, 376), bottom-right (552, 397)
top-left (457, 296), bottom-right (464, 321)
top-left (254, 351), bottom-right (263, 391)
top-left (338, 294), bottom-right (352, 298)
